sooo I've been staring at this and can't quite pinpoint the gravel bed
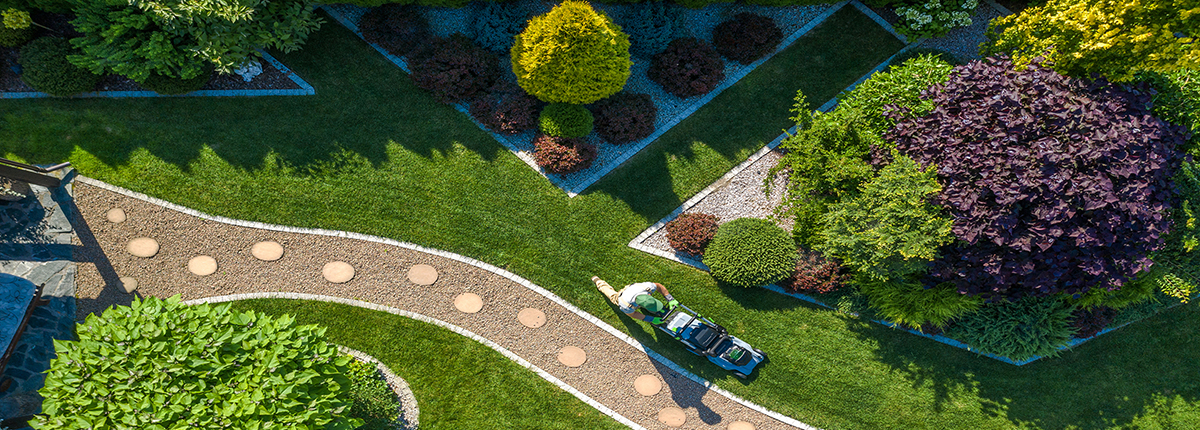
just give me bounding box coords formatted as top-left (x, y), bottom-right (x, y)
top-left (915, 1), bottom-right (1006, 61)
top-left (325, 1), bottom-right (833, 194)
top-left (70, 180), bottom-right (801, 430)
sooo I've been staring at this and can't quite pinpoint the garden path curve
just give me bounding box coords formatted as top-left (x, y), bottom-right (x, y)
top-left (68, 176), bottom-right (815, 430)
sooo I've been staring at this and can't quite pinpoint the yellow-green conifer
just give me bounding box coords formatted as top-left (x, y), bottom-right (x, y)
top-left (511, 0), bottom-right (631, 104)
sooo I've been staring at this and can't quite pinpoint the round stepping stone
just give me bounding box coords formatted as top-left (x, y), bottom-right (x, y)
top-left (557, 346), bottom-right (586, 368)
top-left (658, 407), bottom-right (686, 427)
top-left (454, 293), bottom-right (483, 313)
top-left (127, 237), bottom-right (159, 258)
top-left (188, 256), bottom-right (217, 276)
top-left (251, 241), bottom-right (284, 261)
top-left (118, 276), bottom-right (138, 294)
top-left (105, 208), bottom-right (126, 223)
top-left (633, 374), bottom-right (662, 396)
top-left (407, 264), bottom-right (438, 285)
top-left (517, 308), bottom-right (546, 328)
top-left (323, 261), bottom-right (355, 283)
top-left (728, 421), bottom-right (756, 430)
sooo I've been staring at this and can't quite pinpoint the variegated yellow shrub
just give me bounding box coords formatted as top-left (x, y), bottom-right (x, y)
top-left (511, 0), bottom-right (631, 104)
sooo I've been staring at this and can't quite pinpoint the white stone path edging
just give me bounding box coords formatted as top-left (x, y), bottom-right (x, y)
top-left (76, 175), bottom-right (817, 430)
top-left (336, 345), bottom-right (420, 430)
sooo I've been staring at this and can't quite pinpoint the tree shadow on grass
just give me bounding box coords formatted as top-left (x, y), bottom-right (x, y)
top-left (842, 304), bottom-right (1200, 429)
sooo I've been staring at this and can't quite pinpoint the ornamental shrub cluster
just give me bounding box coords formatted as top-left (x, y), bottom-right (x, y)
top-left (19, 37), bottom-right (99, 97)
top-left (471, 1), bottom-right (527, 54)
top-left (664, 213), bottom-right (720, 256)
top-left (712, 13), bottom-right (783, 65)
top-left (894, 0), bottom-right (977, 40)
top-left (408, 35), bottom-right (501, 104)
top-left (591, 92), bottom-right (657, 144)
top-left (359, 4), bottom-right (430, 57)
top-left (888, 56), bottom-right (1189, 299)
top-left (511, 1), bottom-right (631, 104)
top-left (780, 250), bottom-right (848, 294)
top-left (538, 103), bottom-right (595, 138)
top-left (620, 1), bottom-right (678, 57)
top-left (704, 217), bottom-right (798, 288)
top-left (649, 37), bottom-right (724, 98)
top-left (533, 134), bottom-right (597, 174)
top-left (947, 296), bottom-right (1078, 361)
top-left (469, 82), bottom-right (542, 134)
top-left (32, 296), bottom-right (362, 429)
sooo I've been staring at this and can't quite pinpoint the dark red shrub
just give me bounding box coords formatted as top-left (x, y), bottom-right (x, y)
top-left (591, 92), bottom-right (658, 144)
top-left (408, 35), bottom-right (501, 104)
top-left (470, 82), bottom-right (542, 134)
top-left (648, 37), bottom-right (724, 99)
top-left (712, 13), bottom-right (783, 65)
top-left (779, 250), bottom-right (848, 294)
top-left (664, 213), bottom-right (719, 256)
top-left (358, 4), bottom-right (430, 57)
top-left (1070, 306), bottom-right (1117, 338)
top-left (533, 134), bottom-right (597, 174)
top-left (887, 56), bottom-right (1189, 299)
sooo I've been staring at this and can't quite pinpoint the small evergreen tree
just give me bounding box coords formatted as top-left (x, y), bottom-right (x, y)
top-left (511, 0), bottom-right (631, 104)
top-left (621, 1), bottom-right (676, 57)
top-left (471, 1), bottom-right (528, 54)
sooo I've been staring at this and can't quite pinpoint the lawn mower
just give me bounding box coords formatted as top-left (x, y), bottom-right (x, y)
top-left (654, 303), bottom-right (767, 379)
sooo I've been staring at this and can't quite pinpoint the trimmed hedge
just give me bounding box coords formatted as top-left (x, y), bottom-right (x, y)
top-left (511, 0), bottom-right (631, 104)
top-left (533, 134), bottom-right (597, 174)
top-left (664, 213), bottom-right (719, 256)
top-left (359, 4), bottom-right (430, 57)
top-left (648, 37), bottom-right (724, 98)
top-left (712, 13), bottom-right (783, 65)
top-left (592, 92), bottom-right (657, 144)
top-left (947, 296), bottom-right (1078, 361)
top-left (538, 103), bottom-right (594, 138)
top-left (408, 35), bottom-right (501, 104)
top-left (19, 36), bottom-right (99, 97)
top-left (704, 217), bottom-right (798, 288)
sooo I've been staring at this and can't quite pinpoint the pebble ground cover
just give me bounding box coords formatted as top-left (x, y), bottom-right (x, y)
top-left (2, 6), bottom-right (1199, 430)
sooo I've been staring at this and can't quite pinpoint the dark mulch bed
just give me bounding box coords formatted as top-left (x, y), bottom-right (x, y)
top-left (0, 11), bottom-right (302, 95)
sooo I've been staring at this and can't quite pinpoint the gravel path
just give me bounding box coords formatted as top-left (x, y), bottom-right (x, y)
top-left (69, 179), bottom-right (806, 430)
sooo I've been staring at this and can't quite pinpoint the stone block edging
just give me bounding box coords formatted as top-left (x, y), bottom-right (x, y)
top-left (75, 175), bottom-right (816, 429)
top-left (0, 51), bottom-right (314, 99)
top-left (337, 345), bottom-right (420, 430)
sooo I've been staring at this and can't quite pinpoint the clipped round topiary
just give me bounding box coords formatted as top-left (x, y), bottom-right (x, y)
top-left (511, 0), bottom-right (631, 104)
top-left (947, 296), bottom-right (1078, 361)
top-left (470, 82), bottom-right (543, 134)
top-left (137, 64), bottom-right (213, 95)
top-left (592, 92), bottom-right (657, 144)
top-left (665, 213), bottom-right (719, 256)
top-left (533, 133), bottom-right (597, 174)
top-left (703, 217), bottom-right (798, 288)
top-left (408, 35), bottom-right (501, 104)
top-left (359, 4), bottom-right (430, 57)
top-left (539, 103), bottom-right (594, 138)
top-left (19, 36), bottom-right (100, 97)
top-left (33, 295), bottom-right (363, 429)
top-left (712, 13), bottom-right (783, 65)
top-left (649, 37), bottom-right (724, 99)
top-left (780, 249), bottom-right (849, 294)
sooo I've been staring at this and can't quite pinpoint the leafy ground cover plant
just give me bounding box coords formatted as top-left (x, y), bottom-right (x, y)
top-left (888, 56), bottom-right (1189, 299)
top-left (704, 217), bottom-right (798, 288)
top-left (470, 1), bottom-right (527, 54)
top-left (533, 134), bottom-right (597, 174)
top-left (344, 355), bottom-right (402, 429)
top-left (32, 295), bottom-right (361, 429)
top-left (712, 13), bottom-right (783, 65)
top-left (947, 296), bottom-right (1078, 361)
top-left (664, 212), bottom-right (719, 256)
top-left (591, 92), bottom-right (657, 144)
top-left (511, 0), bottom-right (631, 104)
top-left (893, 0), bottom-right (977, 39)
top-left (648, 37), bottom-right (724, 98)
top-left (469, 82), bottom-right (542, 134)
top-left (408, 35), bottom-right (501, 104)
top-left (359, 4), bottom-right (431, 57)
top-left (779, 249), bottom-right (848, 294)
top-left (538, 103), bottom-right (595, 138)
top-left (19, 37), bottom-right (99, 97)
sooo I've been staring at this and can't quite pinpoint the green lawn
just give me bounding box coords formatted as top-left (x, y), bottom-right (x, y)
top-left (4, 5), bottom-right (1198, 430)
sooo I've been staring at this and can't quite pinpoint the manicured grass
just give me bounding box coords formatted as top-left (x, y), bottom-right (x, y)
top-left (4, 5), bottom-right (1198, 430)
top-left (229, 299), bottom-right (628, 430)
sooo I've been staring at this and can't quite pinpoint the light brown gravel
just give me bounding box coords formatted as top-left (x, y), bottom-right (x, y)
top-left (70, 181), bottom-right (803, 430)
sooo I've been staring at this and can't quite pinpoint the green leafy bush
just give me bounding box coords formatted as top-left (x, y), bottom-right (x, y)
top-left (817, 153), bottom-right (954, 281)
top-left (32, 295), bottom-right (362, 430)
top-left (947, 296), bottom-right (1078, 361)
top-left (137, 64), bottom-right (213, 95)
top-left (511, 0), bottom-right (631, 104)
top-left (1144, 69), bottom-right (1200, 154)
top-left (19, 37), bottom-right (99, 97)
top-left (835, 53), bottom-right (954, 137)
top-left (857, 277), bottom-right (982, 328)
top-left (704, 217), bottom-right (798, 288)
top-left (344, 356), bottom-right (402, 429)
top-left (538, 103), bottom-right (594, 138)
top-left (0, 8), bottom-right (32, 47)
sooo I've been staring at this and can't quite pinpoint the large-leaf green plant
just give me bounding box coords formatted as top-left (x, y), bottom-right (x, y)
top-left (32, 295), bottom-right (362, 430)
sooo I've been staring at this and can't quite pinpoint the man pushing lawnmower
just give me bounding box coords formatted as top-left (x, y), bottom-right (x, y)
top-left (591, 276), bottom-right (768, 379)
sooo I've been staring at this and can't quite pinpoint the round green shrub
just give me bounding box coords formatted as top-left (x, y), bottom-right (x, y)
top-left (511, 0), bottom-right (632, 104)
top-left (946, 296), bottom-right (1078, 361)
top-left (538, 103), bottom-right (594, 138)
top-left (0, 25), bottom-right (31, 47)
top-left (19, 37), bottom-right (100, 97)
top-left (137, 64), bottom-right (213, 95)
top-left (856, 277), bottom-right (982, 328)
top-left (32, 295), bottom-right (363, 429)
top-left (704, 217), bottom-right (798, 288)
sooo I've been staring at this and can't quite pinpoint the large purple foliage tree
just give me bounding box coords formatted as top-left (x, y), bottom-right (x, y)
top-left (886, 56), bottom-right (1188, 299)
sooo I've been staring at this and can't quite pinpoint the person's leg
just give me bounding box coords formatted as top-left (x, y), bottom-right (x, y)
top-left (592, 276), bottom-right (621, 305)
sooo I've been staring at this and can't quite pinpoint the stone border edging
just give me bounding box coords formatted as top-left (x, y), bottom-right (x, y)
top-left (0, 51), bottom-right (314, 99)
top-left (75, 175), bottom-right (816, 430)
top-left (337, 345), bottom-right (420, 430)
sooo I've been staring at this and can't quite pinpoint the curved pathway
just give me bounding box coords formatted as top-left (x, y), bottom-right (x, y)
top-left (69, 176), bottom-right (814, 430)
